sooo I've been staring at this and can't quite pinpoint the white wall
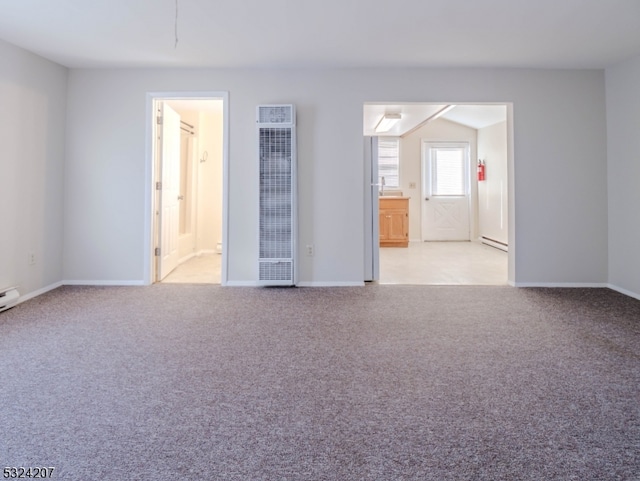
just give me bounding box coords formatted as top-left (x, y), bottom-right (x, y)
top-left (478, 120), bottom-right (508, 245)
top-left (62, 67), bottom-right (608, 286)
top-left (197, 109), bottom-right (223, 253)
top-left (606, 55), bottom-right (640, 298)
top-left (0, 39), bottom-right (67, 299)
top-left (400, 118), bottom-right (477, 241)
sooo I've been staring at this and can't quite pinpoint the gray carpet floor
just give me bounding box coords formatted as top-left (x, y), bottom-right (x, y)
top-left (1, 285), bottom-right (639, 480)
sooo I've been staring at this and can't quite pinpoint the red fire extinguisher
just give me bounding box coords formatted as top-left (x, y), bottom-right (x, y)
top-left (477, 160), bottom-right (486, 182)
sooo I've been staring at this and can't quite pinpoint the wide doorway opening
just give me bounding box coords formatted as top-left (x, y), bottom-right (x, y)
top-left (363, 103), bottom-right (512, 285)
top-left (147, 92), bottom-right (229, 285)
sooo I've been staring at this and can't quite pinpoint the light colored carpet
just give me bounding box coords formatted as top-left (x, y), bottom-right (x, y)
top-left (1, 285), bottom-right (639, 480)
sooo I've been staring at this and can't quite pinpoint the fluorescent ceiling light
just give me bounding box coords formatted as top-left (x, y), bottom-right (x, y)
top-left (375, 113), bottom-right (401, 133)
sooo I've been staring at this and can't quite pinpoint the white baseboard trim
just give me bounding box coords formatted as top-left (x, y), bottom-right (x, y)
top-left (178, 252), bottom-right (197, 264)
top-left (513, 282), bottom-right (640, 301)
top-left (222, 281), bottom-right (365, 287)
top-left (16, 281), bottom-right (64, 305)
top-left (225, 281), bottom-right (259, 287)
top-left (607, 284), bottom-right (640, 301)
top-left (513, 282), bottom-right (609, 288)
top-left (62, 280), bottom-right (146, 286)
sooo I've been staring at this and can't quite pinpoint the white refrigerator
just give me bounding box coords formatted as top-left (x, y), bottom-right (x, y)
top-left (364, 136), bottom-right (380, 282)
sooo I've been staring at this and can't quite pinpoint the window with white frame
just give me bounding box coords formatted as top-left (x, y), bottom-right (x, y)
top-left (432, 147), bottom-right (466, 196)
top-left (378, 138), bottom-right (400, 189)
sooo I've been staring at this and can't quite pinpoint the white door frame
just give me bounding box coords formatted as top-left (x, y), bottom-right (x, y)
top-left (144, 91), bottom-right (230, 285)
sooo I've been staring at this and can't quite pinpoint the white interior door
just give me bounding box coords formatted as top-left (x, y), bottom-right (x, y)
top-left (422, 142), bottom-right (470, 241)
top-left (159, 103), bottom-right (181, 280)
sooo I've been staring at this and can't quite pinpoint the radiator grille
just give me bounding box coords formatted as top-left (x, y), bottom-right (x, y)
top-left (259, 127), bottom-right (292, 260)
top-left (259, 261), bottom-right (293, 282)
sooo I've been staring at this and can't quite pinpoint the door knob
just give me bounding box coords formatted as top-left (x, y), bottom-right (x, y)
top-left (425, 197), bottom-right (430, 201)
top-left (178, 195), bottom-right (184, 200)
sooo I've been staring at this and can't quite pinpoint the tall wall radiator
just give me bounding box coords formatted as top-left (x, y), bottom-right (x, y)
top-left (257, 104), bottom-right (297, 286)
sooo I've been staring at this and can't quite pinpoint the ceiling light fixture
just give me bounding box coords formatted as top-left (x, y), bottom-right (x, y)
top-left (375, 113), bottom-right (402, 133)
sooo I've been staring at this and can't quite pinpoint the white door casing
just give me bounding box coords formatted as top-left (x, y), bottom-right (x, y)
top-left (158, 103), bottom-right (181, 280)
top-left (422, 142), bottom-right (470, 241)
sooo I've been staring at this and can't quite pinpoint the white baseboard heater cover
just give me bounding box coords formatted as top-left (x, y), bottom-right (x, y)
top-left (0, 287), bottom-right (20, 312)
top-left (481, 236), bottom-right (508, 252)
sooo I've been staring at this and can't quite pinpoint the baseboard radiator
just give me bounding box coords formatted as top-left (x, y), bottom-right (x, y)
top-left (0, 287), bottom-right (20, 313)
top-left (481, 236), bottom-right (508, 252)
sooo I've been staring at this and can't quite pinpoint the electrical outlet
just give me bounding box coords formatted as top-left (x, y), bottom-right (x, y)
top-left (29, 252), bottom-right (36, 265)
top-left (306, 244), bottom-right (314, 257)
top-left (409, 182), bottom-right (417, 189)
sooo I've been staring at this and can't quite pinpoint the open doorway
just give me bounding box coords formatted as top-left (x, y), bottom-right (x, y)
top-left (146, 92), bottom-right (229, 285)
top-left (363, 102), bottom-right (513, 285)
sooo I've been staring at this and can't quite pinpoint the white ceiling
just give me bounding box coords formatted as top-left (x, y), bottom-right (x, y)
top-left (2, 1), bottom-right (634, 134)
top-left (0, 0), bottom-right (639, 70)
top-left (440, 105), bottom-right (507, 130)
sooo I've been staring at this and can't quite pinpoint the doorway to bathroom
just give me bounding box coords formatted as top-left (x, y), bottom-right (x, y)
top-left (148, 92), bottom-right (229, 285)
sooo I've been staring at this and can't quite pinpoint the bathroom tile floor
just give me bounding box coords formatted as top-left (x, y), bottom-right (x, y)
top-left (162, 253), bottom-right (222, 284)
top-left (161, 241), bottom-right (508, 286)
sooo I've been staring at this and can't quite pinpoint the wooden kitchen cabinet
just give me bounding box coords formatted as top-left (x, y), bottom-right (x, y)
top-left (379, 197), bottom-right (409, 247)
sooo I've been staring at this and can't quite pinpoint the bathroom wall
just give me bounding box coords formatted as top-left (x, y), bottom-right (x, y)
top-left (196, 108), bottom-right (223, 254)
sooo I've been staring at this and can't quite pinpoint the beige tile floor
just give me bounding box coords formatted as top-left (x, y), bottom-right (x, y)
top-left (162, 253), bottom-right (222, 284)
top-left (379, 241), bottom-right (508, 285)
top-left (162, 242), bottom-right (508, 285)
